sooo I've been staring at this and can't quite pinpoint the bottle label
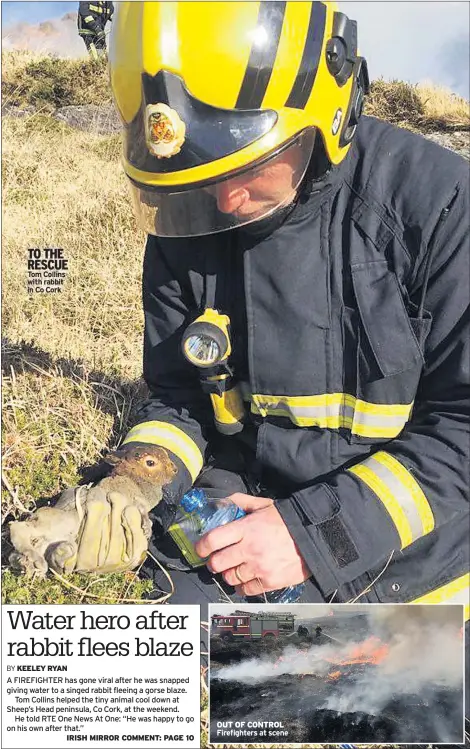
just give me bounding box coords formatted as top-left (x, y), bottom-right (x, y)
top-left (168, 509), bottom-right (207, 567)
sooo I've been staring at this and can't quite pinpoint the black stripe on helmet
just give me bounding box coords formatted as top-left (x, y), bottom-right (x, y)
top-left (285, 2), bottom-right (327, 110)
top-left (235, 1), bottom-right (287, 110)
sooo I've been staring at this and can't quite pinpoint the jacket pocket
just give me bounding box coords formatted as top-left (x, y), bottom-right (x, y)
top-left (294, 483), bottom-right (340, 524)
top-left (348, 260), bottom-right (432, 443)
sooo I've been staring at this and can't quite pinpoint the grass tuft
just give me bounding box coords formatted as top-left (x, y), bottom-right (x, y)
top-left (365, 78), bottom-right (469, 131)
top-left (1, 568), bottom-right (154, 605)
top-left (2, 51), bottom-right (111, 111)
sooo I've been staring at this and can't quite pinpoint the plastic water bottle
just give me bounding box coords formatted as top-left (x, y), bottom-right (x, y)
top-left (168, 488), bottom-right (305, 603)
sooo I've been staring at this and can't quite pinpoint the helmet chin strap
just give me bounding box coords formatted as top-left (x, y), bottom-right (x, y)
top-left (239, 144), bottom-right (333, 240)
top-left (299, 134), bottom-right (332, 199)
top-left (238, 200), bottom-right (299, 239)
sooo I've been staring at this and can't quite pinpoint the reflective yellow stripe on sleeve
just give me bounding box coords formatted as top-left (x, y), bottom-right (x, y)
top-left (348, 451), bottom-right (434, 549)
top-left (88, 5), bottom-right (101, 12)
top-left (245, 389), bottom-right (413, 438)
top-left (122, 421), bottom-right (203, 483)
top-left (411, 573), bottom-right (470, 621)
top-left (84, 15), bottom-right (95, 22)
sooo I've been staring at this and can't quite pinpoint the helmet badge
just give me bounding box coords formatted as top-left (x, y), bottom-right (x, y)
top-left (332, 108), bottom-right (343, 136)
top-left (145, 103), bottom-right (186, 158)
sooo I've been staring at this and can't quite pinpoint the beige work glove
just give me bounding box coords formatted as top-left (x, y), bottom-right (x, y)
top-left (9, 484), bottom-right (151, 576)
top-left (62, 484), bottom-right (149, 573)
top-left (9, 444), bottom-right (176, 577)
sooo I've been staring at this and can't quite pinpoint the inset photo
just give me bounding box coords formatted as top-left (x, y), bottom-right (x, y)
top-left (208, 603), bottom-right (464, 744)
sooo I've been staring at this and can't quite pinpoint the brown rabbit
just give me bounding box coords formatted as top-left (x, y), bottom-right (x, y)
top-left (9, 444), bottom-right (176, 577)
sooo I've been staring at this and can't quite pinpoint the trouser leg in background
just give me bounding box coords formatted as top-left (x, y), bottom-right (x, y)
top-left (78, 17), bottom-right (106, 59)
top-left (80, 33), bottom-right (99, 59)
top-left (94, 31), bottom-right (107, 53)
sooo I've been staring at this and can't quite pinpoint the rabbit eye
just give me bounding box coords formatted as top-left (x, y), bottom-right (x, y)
top-left (146, 459), bottom-right (155, 467)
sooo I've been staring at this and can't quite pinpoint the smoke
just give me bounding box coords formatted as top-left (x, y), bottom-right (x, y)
top-left (436, 34), bottom-right (470, 99)
top-left (322, 606), bottom-right (463, 722)
top-left (1, 13), bottom-right (88, 58)
top-left (216, 642), bottom-right (339, 683)
top-left (216, 605), bottom-right (463, 738)
top-left (364, 607), bottom-right (461, 687)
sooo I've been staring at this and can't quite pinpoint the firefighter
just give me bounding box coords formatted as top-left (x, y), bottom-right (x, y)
top-left (77, 2), bottom-right (467, 647)
top-left (315, 626), bottom-right (323, 639)
top-left (77, 1), bottom-right (113, 59)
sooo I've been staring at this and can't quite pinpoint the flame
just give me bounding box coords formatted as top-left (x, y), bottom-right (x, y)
top-left (328, 670), bottom-right (342, 681)
top-left (266, 636), bottom-right (390, 682)
top-left (324, 636), bottom-right (389, 667)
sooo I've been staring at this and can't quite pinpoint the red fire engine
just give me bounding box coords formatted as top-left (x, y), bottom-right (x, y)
top-left (211, 610), bottom-right (295, 640)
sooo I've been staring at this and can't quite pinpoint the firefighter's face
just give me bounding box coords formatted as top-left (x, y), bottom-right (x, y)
top-left (215, 149), bottom-right (302, 219)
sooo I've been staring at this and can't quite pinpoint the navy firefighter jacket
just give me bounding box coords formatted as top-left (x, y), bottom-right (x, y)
top-left (123, 116), bottom-right (470, 613)
top-left (78, 1), bottom-right (113, 31)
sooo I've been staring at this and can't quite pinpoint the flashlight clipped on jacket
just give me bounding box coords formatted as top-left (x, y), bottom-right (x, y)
top-left (182, 308), bottom-right (245, 435)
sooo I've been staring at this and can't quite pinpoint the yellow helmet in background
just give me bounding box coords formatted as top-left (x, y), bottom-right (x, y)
top-left (109, 2), bottom-right (369, 237)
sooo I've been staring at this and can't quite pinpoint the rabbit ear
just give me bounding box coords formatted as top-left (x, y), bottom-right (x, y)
top-left (104, 444), bottom-right (139, 464)
top-left (103, 451), bottom-right (121, 465)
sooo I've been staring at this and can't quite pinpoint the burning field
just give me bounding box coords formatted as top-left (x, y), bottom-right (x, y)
top-left (209, 605), bottom-right (464, 744)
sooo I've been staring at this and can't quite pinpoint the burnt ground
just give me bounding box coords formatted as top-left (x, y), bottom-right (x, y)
top-left (209, 624), bottom-right (463, 745)
top-left (209, 668), bottom-right (463, 744)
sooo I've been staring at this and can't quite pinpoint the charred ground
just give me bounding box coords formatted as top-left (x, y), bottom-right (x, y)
top-left (209, 615), bottom-right (463, 744)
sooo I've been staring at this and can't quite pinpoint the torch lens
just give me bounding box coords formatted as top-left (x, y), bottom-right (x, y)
top-left (185, 334), bottom-right (221, 365)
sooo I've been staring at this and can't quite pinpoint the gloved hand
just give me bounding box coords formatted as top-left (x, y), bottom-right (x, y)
top-left (95, 28), bottom-right (106, 41)
top-left (61, 484), bottom-right (150, 574)
top-left (9, 444), bottom-right (177, 577)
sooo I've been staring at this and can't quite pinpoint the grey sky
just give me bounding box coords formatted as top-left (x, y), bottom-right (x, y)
top-left (211, 603), bottom-right (374, 618)
top-left (344, 1), bottom-right (469, 97)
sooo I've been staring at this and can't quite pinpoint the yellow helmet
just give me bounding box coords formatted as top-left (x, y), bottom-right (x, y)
top-left (109, 1), bottom-right (369, 237)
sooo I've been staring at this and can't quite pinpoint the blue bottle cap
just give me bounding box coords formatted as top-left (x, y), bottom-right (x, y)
top-left (180, 487), bottom-right (207, 513)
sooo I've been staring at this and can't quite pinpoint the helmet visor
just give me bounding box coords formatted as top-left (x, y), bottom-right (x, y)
top-left (130, 129), bottom-right (316, 238)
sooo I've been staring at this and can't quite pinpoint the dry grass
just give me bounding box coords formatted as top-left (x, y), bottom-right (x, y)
top-left (1, 110), bottom-right (148, 596)
top-left (365, 78), bottom-right (470, 132)
top-left (1, 340), bottom-right (146, 516)
top-left (2, 116), bottom-right (145, 375)
top-left (416, 81), bottom-right (470, 129)
top-left (2, 53), bottom-right (146, 562)
top-left (1, 567), bottom-right (154, 605)
top-left (2, 50), bottom-right (111, 111)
